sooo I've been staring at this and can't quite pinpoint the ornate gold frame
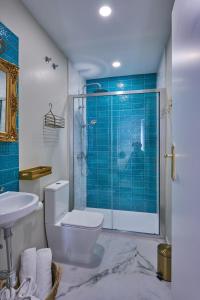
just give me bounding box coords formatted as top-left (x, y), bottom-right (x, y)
top-left (0, 57), bottom-right (18, 142)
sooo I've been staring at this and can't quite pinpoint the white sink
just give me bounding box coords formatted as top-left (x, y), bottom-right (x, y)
top-left (0, 192), bottom-right (39, 228)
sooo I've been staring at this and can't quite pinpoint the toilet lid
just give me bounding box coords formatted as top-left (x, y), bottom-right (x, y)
top-left (61, 210), bottom-right (104, 229)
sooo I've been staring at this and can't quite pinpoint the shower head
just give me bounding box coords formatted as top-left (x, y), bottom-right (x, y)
top-left (82, 83), bottom-right (108, 94)
top-left (94, 88), bottom-right (108, 93)
top-left (80, 119), bottom-right (97, 128)
top-left (89, 119), bottom-right (97, 125)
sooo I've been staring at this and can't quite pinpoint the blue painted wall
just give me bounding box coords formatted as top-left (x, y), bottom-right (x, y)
top-left (86, 74), bottom-right (159, 213)
top-left (0, 22), bottom-right (19, 191)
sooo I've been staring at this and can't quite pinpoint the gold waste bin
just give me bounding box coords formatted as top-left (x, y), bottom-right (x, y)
top-left (157, 244), bottom-right (171, 282)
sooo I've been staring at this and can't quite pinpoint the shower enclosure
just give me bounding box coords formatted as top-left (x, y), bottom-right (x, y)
top-left (70, 84), bottom-right (165, 235)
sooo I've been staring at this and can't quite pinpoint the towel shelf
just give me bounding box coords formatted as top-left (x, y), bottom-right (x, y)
top-left (19, 166), bottom-right (52, 180)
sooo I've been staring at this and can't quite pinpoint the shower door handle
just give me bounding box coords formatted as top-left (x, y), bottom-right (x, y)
top-left (164, 144), bottom-right (176, 181)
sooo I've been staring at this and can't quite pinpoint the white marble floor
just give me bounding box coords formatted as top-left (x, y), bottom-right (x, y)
top-left (56, 230), bottom-right (172, 300)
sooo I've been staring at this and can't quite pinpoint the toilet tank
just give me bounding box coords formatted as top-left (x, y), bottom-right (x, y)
top-left (45, 180), bottom-right (69, 224)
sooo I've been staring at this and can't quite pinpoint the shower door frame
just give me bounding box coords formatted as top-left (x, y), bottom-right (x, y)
top-left (69, 88), bottom-right (166, 237)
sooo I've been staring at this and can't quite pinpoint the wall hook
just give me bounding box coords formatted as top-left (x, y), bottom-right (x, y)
top-left (45, 56), bottom-right (52, 63)
top-left (52, 63), bottom-right (59, 70)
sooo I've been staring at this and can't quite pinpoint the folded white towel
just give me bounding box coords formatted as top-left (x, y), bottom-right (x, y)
top-left (0, 287), bottom-right (16, 300)
top-left (16, 277), bottom-right (37, 300)
top-left (35, 248), bottom-right (52, 300)
top-left (19, 248), bottom-right (37, 284)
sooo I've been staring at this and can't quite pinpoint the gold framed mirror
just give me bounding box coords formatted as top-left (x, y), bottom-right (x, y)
top-left (0, 57), bottom-right (18, 142)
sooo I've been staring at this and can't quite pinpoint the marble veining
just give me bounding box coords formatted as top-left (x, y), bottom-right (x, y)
top-left (56, 231), bottom-right (172, 300)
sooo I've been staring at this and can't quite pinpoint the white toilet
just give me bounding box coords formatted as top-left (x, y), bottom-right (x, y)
top-left (44, 180), bottom-right (104, 265)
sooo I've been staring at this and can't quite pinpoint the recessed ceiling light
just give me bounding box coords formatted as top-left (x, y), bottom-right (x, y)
top-left (99, 6), bottom-right (112, 17)
top-left (112, 61), bottom-right (121, 68)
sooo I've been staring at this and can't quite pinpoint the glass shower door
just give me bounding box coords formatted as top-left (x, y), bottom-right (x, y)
top-left (74, 91), bottom-right (160, 234)
top-left (86, 95), bottom-right (113, 228)
top-left (111, 93), bottom-right (159, 233)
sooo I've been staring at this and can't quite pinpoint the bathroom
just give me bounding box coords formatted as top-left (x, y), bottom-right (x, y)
top-left (0, 0), bottom-right (199, 299)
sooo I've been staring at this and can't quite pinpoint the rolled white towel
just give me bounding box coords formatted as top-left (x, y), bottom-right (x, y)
top-left (36, 248), bottom-right (52, 300)
top-left (0, 287), bottom-right (16, 300)
top-left (19, 248), bottom-right (37, 284)
top-left (16, 277), bottom-right (37, 300)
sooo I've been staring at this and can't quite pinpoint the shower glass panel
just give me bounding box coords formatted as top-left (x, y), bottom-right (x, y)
top-left (73, 92), bottom-right (160, 234)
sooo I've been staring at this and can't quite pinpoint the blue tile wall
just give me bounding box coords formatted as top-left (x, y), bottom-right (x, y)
top-left (0, 22), bottom-right (19, 191)
top-left (86, 74), bottom-right (158, 213)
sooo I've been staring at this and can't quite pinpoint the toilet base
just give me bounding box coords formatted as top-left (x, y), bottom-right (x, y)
top-left (46, 223), bottom-right (104, 267)
top-left (57, 243), bottom-right (104, 268)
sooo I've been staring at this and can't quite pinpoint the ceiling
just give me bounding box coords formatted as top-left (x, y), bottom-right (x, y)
top-left (22, 0), bottom-right (174, 79)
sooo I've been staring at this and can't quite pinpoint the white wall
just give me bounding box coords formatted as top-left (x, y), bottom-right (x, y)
top-left (157, 35), bottom-right (172, 243)
top-left (0, 0), bottom-right (83, 268)
top-left (68, 61), bottom-right (85, 95)
top-left (0, 0), bottom-right (68, 199)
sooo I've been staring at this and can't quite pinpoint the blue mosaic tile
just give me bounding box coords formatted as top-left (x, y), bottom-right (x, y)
top-left (0, 22), bottom-right (19, 191)
top-left (86, 74), bottom-right (158, 213)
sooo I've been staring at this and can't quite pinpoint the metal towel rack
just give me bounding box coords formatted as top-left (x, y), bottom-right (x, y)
top-left (44, 103), bottom-right (65, 128)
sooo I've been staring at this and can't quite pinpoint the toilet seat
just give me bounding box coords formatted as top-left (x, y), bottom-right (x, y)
top-left (60, 210), bottom-right (104, 230)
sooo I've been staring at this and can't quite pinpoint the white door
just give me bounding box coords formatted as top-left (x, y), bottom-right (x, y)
top-left (172, 0), bottom-right (200, 299)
